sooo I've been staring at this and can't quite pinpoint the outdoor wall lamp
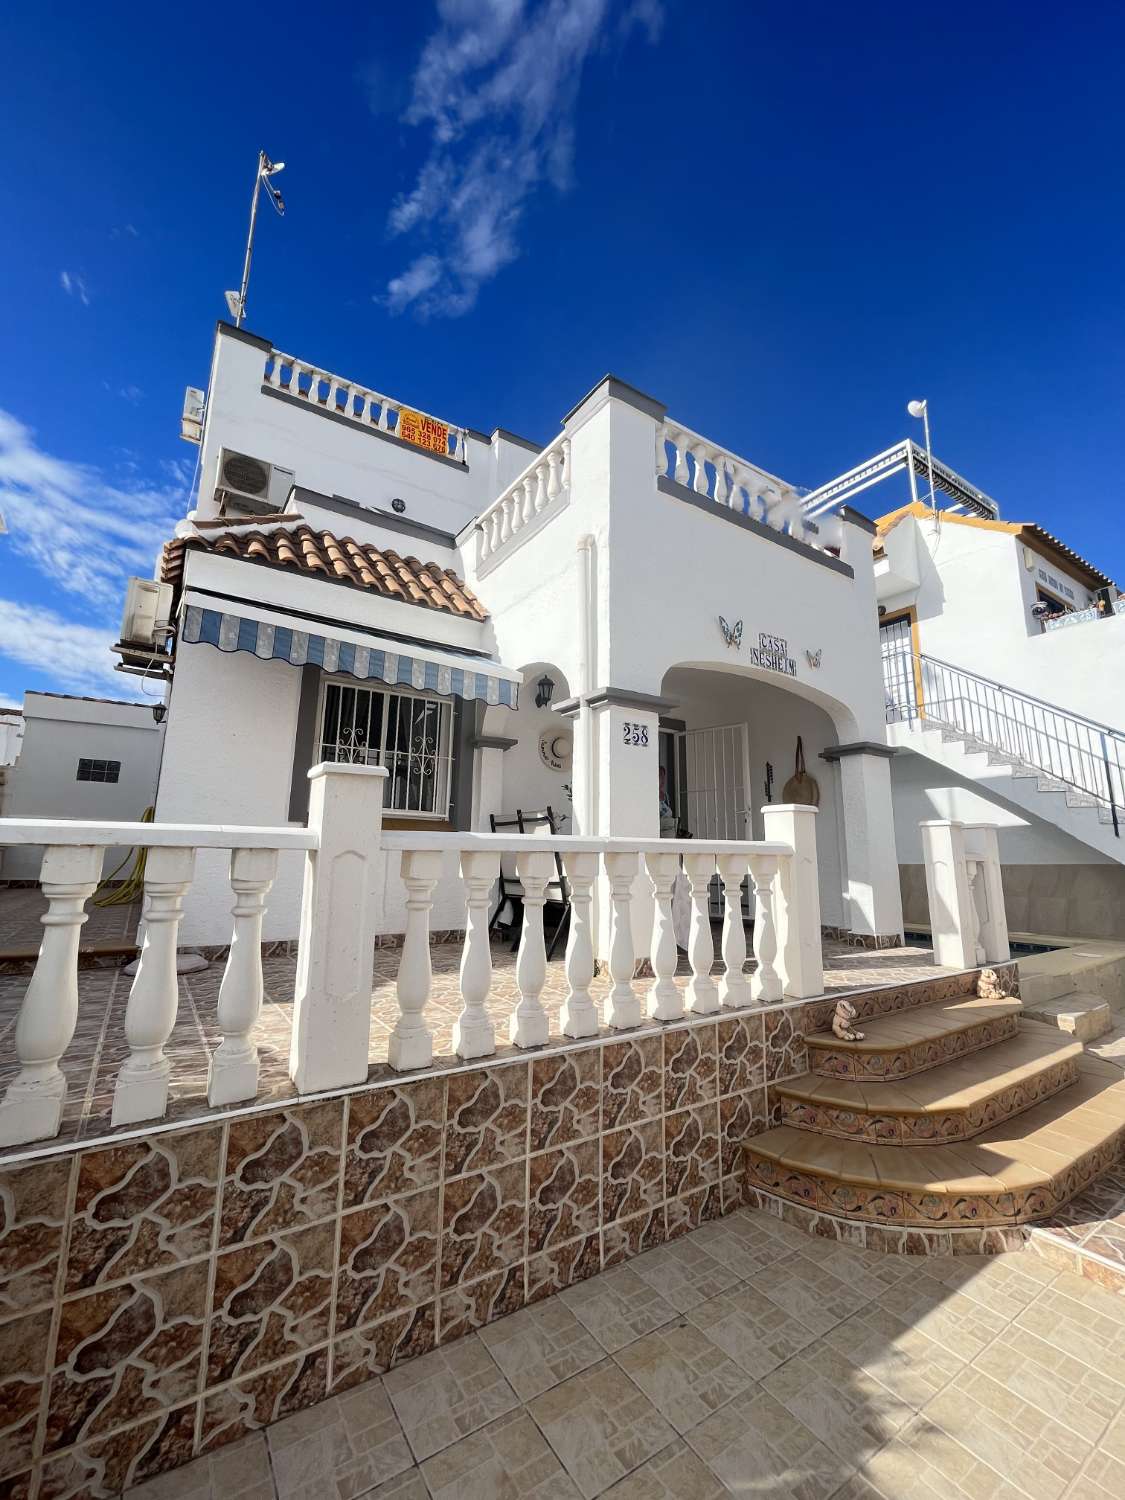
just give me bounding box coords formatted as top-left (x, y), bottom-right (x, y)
top-left (535, 674), bottom-right (556, 708)
top-left (152, 703), bottom-right (167, 725)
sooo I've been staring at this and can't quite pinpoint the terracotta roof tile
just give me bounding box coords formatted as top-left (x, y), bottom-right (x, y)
top-left (160, 524), bottom-right (488, 620)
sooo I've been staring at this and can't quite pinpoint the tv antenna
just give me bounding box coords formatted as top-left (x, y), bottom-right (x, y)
top-left (225, 150), bottom-right (286, 328)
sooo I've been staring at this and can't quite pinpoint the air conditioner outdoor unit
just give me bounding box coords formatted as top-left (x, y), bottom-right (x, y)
top-left (216, 448), bottom-right (296, 517)
top-left (120, 578), bottom-right (174, 647)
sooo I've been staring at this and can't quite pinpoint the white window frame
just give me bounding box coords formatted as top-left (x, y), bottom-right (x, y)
top-left (316, 676), bottom-right (456, 821)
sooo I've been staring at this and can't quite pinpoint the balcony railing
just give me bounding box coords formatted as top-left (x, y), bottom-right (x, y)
top-left (264, 349), bottom-right (468, 462)
top-left (0, 771), bottom-right (822, 1148)
top-left (1043, 597), bottom-right (1125, 632)
top-left (474, 434), bottom-right (571, 573)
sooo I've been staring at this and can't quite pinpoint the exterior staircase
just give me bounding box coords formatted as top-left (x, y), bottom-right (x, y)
top-left (884, 650), bottom-right (1124, 863)
top-left (743, 968), bottom-right (1125, 1244)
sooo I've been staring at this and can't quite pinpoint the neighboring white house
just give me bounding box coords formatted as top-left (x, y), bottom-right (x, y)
top-left (116, 320), bottom-right (905, 953)
top-left (866, 496), bottom-right (1122, 938)
top-left (0, 693), bottom-right (165, 881)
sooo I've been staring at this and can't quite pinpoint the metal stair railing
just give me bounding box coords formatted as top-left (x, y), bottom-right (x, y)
top-left (882, 648), bottom-right (1123, 838)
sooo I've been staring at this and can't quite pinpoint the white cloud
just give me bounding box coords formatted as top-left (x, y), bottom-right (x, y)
top-left (60, 270), bottom-right (90, 305)
top-left (0, 599), bottom-right (147, 698)
top-left (0, 409), bottom-right (185, 613)
top-left (383, 0), bottom-right (663, 317)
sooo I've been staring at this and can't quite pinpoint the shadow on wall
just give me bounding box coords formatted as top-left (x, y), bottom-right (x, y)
top-left (499, 661), bottom-right (575, 828)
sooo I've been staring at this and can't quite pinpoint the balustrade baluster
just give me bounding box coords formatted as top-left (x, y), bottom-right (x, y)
top-left (560, 852), bottom-right (598, 1037)
top-left (112, 847), bottom-right (196, 1125)
top-left (691, 443), bottom-right (710, 496)
top-left (327, 378), bottom-right (341, 411)
top-left (604, 851), bottom-right (642, 1028)
top-left (655, 426), bottom-right (670, 479)
top-left (0, 845), bottom-right (103, 1147)
top-left (388, 850), bottom-right (443, 1071)
top-left (499, 498), bottom-right (513, 544)
top-left (208, 847), bottom-right (277, 1106)
top-left (645, 851), bottom-right (684, 1021)
top-left (453, 851), bottom-right (500, 1059)
top-left (521, 478), bottom-right (536, 526)
top-left (268, 355), bottom-right (284, 388)
top-left (717, 854), bottom-right (752, 1007)
top-left (490, 509), bottom-right (503, 552)
top-left (673, 431), bottom-right (690, 485)
top-left (546, 448), bottom-right (563, 502)
top-left (510, 850), bottom-right (555, 1046)
top-left (379, 400), bottom-right (392, 432)
top-left (532, 463), bottom-right (548, 513)
top-left (748, 853), bottom-right (782, 1002)
top-left (683, 852), bottom-right (720, 1013)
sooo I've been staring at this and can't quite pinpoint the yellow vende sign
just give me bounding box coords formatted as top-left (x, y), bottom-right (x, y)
top-left (398, 407), bottom-right (450, 456)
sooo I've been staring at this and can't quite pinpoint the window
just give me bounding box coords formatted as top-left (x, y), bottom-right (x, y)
top-left (76, 758), bottom-right (121, 783)
top-left (318, 680), bottom-right (454, 817)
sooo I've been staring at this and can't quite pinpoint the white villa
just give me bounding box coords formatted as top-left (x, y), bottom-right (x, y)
top-left (119, 320), bottom-right (908, 954)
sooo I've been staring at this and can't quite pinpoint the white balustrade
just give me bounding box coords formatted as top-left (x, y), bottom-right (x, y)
top-left (748, 853), bottom-right (782, 1003)
top-left (683, 852), bottom-right (721, 1014)
top-left (716, 854), bottom-right (752, 1007)
top-left (208, 847), bottom-right (278, 1106)
top-left (560, 852), bottom-right (598, 1038)
top-left (453, 851), bottom-right (500, 1059)
top-left (645, 851), bottom-right (683, 1021)
top-left (476, 438), bottom-right (571, 571)
top-left (265, 349), bottom-right (467, 463)
top-left (0, 845), bottom-right (102, 1148)
top-left (113, 847), bottom-right (196, 1125)
top-left (388, 850), bottom-right (443, 1071)
top-left (604, 851), bottom-right (642, 1029)
top-left (0, 806), bottom-right (832, 1146)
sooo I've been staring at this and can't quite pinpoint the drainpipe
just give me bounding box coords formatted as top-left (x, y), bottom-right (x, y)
top-left (576, 535), bottom-right (595, 833)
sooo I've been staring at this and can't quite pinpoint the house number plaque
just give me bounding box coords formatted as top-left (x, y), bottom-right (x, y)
top-left (622, 721), bottom-right (650, 746)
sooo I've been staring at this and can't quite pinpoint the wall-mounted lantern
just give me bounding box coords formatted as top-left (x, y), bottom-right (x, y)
top-left (152, 702), bottom-right (168, 725)
top-left (535, 674), bottom-right (556, 708)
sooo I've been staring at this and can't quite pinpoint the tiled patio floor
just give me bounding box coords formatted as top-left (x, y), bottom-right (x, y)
top-left (121, 1203), bottom-right (1125, 1500)
top-left (0, 884), bottom-right (952, 1153)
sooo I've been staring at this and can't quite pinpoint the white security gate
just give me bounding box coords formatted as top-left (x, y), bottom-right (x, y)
top-left (880, 615), bottom-right (917, 723)
top-left (683, 724), bottom-right (752, 839)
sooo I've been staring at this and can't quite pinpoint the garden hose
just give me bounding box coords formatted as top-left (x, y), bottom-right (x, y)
top-left (91, 806), bottom-right (155, 907)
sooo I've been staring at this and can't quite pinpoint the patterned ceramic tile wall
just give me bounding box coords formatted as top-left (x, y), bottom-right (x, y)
top-left (0, 965), bottom-right (998, 1497)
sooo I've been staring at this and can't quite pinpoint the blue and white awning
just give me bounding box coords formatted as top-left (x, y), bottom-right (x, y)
top-left (180, 597), bottom-right (519, 707)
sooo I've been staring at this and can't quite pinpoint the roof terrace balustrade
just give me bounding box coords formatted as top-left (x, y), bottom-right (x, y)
top-left (474, 433), bottom-right (571, 574)
top-left (657, 418), bottom-right (842, 556)
top-left (265, 347), bottom-right (468, 463)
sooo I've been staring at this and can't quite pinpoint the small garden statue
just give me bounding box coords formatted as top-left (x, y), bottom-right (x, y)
top-left (832, 999), bottom-right (865, 1041)
top-left (977, 967), bottom-right (1006, 1000)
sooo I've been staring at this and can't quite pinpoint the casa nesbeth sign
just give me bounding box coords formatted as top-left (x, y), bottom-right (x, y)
top-left (718, 619), bottom-right (798, 677)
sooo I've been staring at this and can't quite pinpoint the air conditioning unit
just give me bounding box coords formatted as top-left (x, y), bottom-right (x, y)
top-left (215, 448), bottom-right (295, 518)
top-left (120, 578), bottom-right (174, 647)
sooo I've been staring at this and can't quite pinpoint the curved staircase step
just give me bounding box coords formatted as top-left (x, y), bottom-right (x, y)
top-left (777, 1030), bottom-right (1082, 1144)
top-left (744, 1055), bottom-right (1125, 1229)
top-left (806, 996), bottom-right (1023, 1081)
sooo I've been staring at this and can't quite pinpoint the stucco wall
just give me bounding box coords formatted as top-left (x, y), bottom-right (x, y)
top-left (1, 695), bottom-right (164, 881)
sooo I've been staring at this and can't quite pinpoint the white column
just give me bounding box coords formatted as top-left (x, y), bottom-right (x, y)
top-left (388, 849), bottom-right (443, 1070)
top-left (748, 854), bottom-right (782, 1003)
top-left (290, 764), bottom-right (388, 1092)
top-left (920, 820), bottom-right (976, 969)
top-left (645, 851), bottom-right (684, 1021)
top-left (965, 858), bottom-right (986, 965)
top-left (837, 752), bottom-right (904, 941)
top-left (510, 849), bottom-right (555, 1046)
top-left (208, 847), bottom-right (278, 1106)
top-left (762, 804), bottom-right (824, 998)
top-left (113, 846), bottom-right (196, 1126)
top-left (964, 823), bottom-right (1010, 964)
top-left (683, 851), bottom-right (720, 1014)
top-left (716, 853), bottom-right (752, 1007)
top-left (453, 851), bottom-right (500, 1059)
top-left (0, 844), bottom-right (103, 1148)
top-left (604, 850), bottom-right (642, 1028)
top-left (561, 852), bottom-right (599, 1038)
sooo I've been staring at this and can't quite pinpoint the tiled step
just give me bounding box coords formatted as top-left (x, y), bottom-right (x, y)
top-left (1024, 992), bottom-right (1114, 1043)
top-left (805, 996), bottom-right (1023, 1081)
top-left (777, 1029), bottom-right (1082, 1144)
top-left (744, 1054), bottom-right (1125, 1229)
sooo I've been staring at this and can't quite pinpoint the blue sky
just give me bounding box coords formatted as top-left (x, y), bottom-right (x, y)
top-left (1, 0), bottom-right (1122, 706)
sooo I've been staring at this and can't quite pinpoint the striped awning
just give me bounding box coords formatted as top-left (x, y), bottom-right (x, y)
top-left (180, 600), bottom-right (519, 707)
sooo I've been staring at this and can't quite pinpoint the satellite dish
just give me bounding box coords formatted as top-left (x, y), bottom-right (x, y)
top-left (224, 290), bottom-right (243, 320)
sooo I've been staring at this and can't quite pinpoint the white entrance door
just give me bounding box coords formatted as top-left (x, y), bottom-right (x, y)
top-left (683, 724), bottom-right (752, 839)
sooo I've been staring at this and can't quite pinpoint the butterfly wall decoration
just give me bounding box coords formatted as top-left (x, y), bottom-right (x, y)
top-left (719, 616), bottom-right (743, 649)
top-left (806, 648), bottom-right (822, 669)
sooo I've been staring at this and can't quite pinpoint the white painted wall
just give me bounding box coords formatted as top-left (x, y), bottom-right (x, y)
top-left (890, 750), bottom-right (1112, 866)
top-left (882, 513), bottom-right (1124, 731)
top-left (496, 664), bottom-right (575, 830)
top-left (1, 694), bottom-right (164, 880)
